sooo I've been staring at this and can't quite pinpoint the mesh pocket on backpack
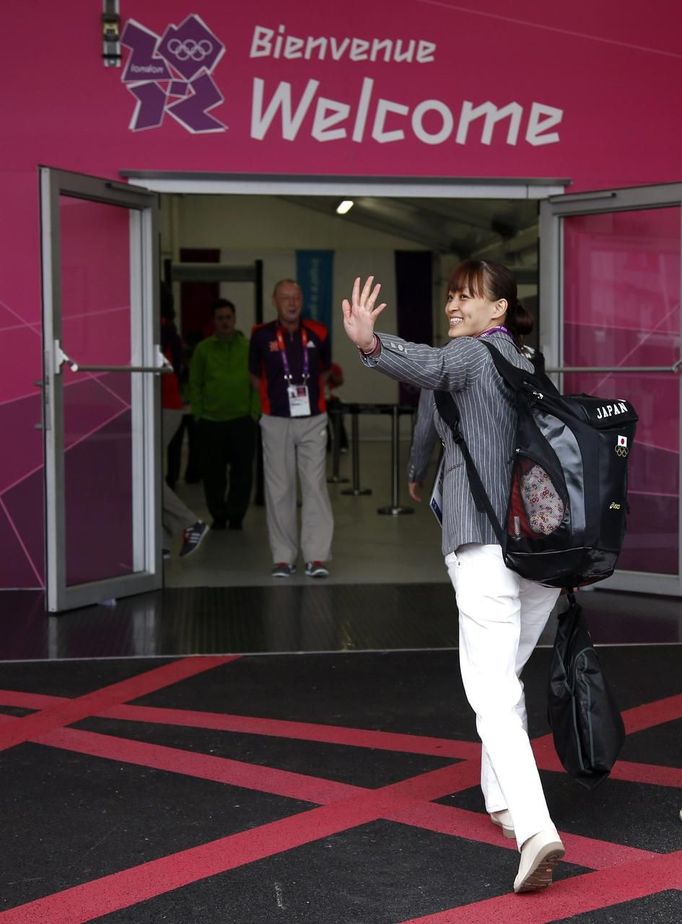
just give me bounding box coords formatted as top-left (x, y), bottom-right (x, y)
top-left (508, 457), bottom-right (565, 538)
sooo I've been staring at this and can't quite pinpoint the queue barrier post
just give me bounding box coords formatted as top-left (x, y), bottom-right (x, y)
top-left (327, 404), bottom-right (349, 484)
top-left (377, 404), bottom-right (414, 516)
top-left (341, 403), bottom-right (372, 496)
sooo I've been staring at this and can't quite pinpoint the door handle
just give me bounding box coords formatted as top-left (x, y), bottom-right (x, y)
top-left (545, 364), bottom-right (682, 374)
top-left (55, 343), bottom-right (172, 374)
top-left (68, 362), bottom-right (172, 373)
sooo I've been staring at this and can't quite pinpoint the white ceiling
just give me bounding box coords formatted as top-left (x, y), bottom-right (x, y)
top-left (278, 194), bottom-right (540, 279)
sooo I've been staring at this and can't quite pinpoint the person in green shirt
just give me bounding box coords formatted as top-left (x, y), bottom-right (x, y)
top-left (189, 299), bottom-right (261, 530)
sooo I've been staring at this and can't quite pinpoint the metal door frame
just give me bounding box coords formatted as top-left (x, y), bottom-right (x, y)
top-left (540, 182), bottom-right (682, 596)
top-left (40, 167), bottom-right (163, 612)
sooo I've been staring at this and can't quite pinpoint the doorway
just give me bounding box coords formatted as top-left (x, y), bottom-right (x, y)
top-left (124, 175), bottom-right (556, 589)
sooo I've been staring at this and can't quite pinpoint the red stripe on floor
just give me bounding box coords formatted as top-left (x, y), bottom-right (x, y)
top-left (0, 791), bottom-right (394, 924)
top-left (1, 688), bottom-right (679, 771)
top-left (0, 656), bottom-right (237, 752)
top-left (0, 716), bottom-right (661, 875)
top-left (532, 734), bottom-right (682, 789)
top-left (39, 725), bottom-right (475, 810)
top-left (1, 702), bottom-right (675, 921)
top-left (609, 758), bottom-right (682, 788)
top-left (39, 725), bottom-right (362, 804)
top-left (383, 800), bottom-right (656, 869)
top-left (382, 761), bottom-right (482, 800)
top-left (104, 703), bottom-right (483, 760)
top-left (0, 661), bottom-right (679, 922)
top-left (0, 690), bottom-right (67, 710)
top-left (31, 718), bottom-right (658, 872)
top-left (398, 850), bottom-right (682, 923)
top-left (531, 735), bottom-right (565, 772)
top-left (622, 693), bottom-right (682, 734)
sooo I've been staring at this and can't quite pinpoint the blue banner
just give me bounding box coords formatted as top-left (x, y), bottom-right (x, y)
top-left (296, 250), bottom-right (334, 342)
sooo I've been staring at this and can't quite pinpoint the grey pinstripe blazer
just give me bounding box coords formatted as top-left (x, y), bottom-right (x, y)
top-left (364, 331), bottom-right (533, 555)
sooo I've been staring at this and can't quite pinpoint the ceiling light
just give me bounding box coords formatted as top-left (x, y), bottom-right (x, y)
top-left (336, 200), bottom-right (354, 215)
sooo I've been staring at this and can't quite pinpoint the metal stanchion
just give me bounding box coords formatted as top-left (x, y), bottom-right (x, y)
top-left (377, 405), bottom-right (413, 515)
top-left (327, 405), bottom-right (349, 484)
top-left (341, 404), bottom-right (371, 496)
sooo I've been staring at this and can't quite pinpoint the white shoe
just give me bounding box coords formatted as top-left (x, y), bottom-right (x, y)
top-left (490, 809), bottom-right (515, 839)
top-left (513, 828), bottom-right (565, 893)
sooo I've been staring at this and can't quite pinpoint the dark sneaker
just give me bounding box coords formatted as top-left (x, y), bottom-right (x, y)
top-left (305, 561), bottom-right (329, 578)
top-left (272, 562), bottom-right (296, 578)
top-left (162, 548), bottom-right (171, 561)
top-left (228, 519), bottom-right (243, 530)
top-left (180, 521), bottom-right (209, 557)
top-left (211, 519), bottom-right (227, 531)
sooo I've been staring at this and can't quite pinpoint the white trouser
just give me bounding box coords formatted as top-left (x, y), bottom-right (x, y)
top-left (445, 543), bottom-right (561, 848)
top-left (260, 413), bottom-right (333, 564)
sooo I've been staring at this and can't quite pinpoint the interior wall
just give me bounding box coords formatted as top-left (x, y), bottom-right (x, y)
top-left (161, 194), bottom-right (444, 436)
top-left (160, 193), bottom-right (541, 436)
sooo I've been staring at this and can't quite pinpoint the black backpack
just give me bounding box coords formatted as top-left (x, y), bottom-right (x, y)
top-left (435, 341), bottom-right (638, 589)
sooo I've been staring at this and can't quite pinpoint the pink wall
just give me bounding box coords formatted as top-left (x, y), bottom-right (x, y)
top-left (2, 0), bottom-right (682, 587)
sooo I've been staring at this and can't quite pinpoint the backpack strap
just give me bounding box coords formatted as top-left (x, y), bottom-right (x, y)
top-left (479, 340), bottom-right (560, 397)
top-left (433, 390), bottom-right (505, 545)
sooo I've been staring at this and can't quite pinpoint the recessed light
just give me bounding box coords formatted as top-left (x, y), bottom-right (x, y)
top-left (336, 200), bottom-right (354, 215)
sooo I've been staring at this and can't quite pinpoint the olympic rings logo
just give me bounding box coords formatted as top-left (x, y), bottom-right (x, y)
top-left (615, 446), bottom-right (629, 458)
top-left (167, 38), bottom-right (213, 61)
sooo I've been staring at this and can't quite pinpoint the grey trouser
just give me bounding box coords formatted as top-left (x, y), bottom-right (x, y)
top-left (162, 409), bottom-right (197, 544)
top-left (259, 413), bottom-right (333, 564)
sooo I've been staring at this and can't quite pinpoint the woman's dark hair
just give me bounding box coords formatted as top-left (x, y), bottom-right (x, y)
top-left (447, 260), bottom-right (533, 344)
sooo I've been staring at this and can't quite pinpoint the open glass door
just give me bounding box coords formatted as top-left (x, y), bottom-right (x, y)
top-left (40, 167), bottom-right (164, 612)
top-left (540, 183), bottom-right (682, 596)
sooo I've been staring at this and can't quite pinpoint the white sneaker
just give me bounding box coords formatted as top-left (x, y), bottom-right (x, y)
top-left (490, 810), bottom-right (515, 839)
top-left (513, 828), bottom-right (565, 893)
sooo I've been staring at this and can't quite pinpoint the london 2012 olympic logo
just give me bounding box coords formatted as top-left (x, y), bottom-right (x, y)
top-left (120, 14), bottom-right (226, 133)
top-left (166, 38), bottom-right (214, 62)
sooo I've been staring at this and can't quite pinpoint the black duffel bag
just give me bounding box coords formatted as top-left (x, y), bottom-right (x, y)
top-left (548, 594), bottom-right (625, 789)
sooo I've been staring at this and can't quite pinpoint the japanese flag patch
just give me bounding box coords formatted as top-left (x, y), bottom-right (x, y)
top-left (616, 435), bottom-right (629, 457)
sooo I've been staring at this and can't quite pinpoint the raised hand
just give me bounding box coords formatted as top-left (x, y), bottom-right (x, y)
top-left (341, 276), bottom-right (387, 351)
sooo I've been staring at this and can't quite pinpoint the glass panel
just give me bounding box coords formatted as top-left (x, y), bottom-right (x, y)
top-left (59, 196), bottom-right (135, 585)
top-left (563, 207), bottom-right (680, 574)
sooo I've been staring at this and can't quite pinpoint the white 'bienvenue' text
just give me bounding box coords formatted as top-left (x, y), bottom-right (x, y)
top-left (250, 24), bottom-right (436, 63)
top-left (251, 78), bottom-right (563, 146)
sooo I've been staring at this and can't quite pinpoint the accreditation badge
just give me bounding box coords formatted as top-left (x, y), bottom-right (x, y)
top-left (287, 384), bottom-right (311, 417)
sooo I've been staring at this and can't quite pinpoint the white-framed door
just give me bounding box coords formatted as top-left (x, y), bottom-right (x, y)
top-left (40, 167), bottom-right (164, 612)
top-left (540, 183), bottom-right (682, 596)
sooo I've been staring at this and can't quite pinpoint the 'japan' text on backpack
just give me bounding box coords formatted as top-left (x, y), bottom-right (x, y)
top-left (434, 341), bottom-right (638, 589)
